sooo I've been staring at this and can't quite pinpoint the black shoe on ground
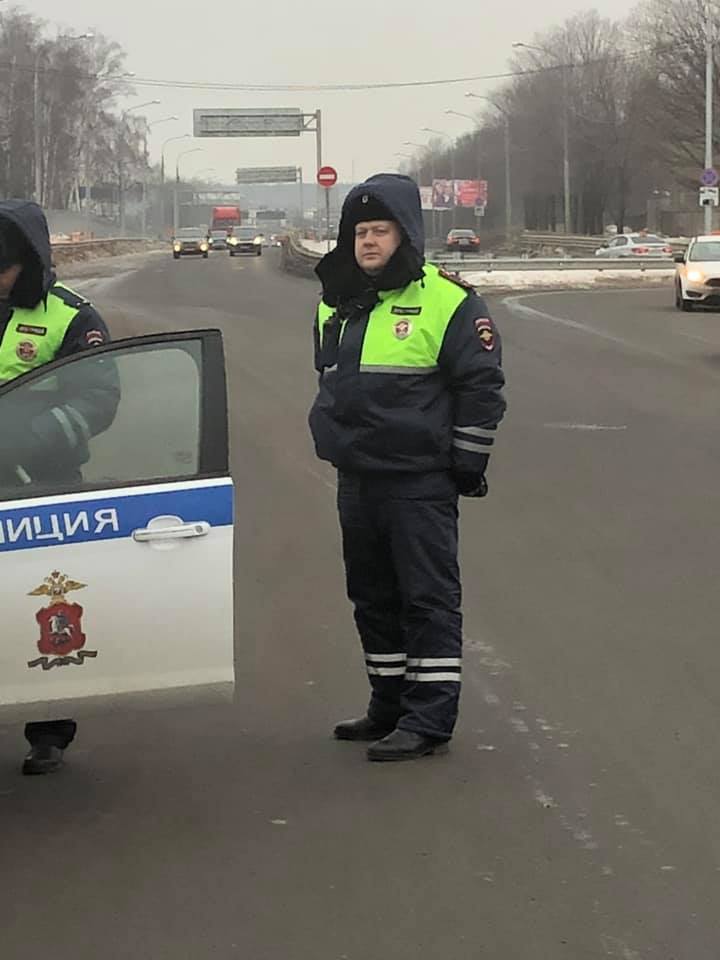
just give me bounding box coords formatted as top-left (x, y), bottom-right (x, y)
top-left (22, 744), bottom-right (65, 776)
top-left (367, 729), bottom-right (449, 762)
top-left (334, 716), bottom-right (397, 742)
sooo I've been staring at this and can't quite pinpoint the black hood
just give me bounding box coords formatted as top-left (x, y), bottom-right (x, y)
top-left (316, 174), bottom-right (425, 308)
top-left (0, 199), bottom-right (55, 308)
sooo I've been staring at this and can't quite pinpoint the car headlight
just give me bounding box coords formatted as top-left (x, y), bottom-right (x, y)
top-left (173, 244), bottom-right (181, 252)
top-left (253, 237), bottom-right (262, 245)
top-left (208, 237), bottom-right (214, 245)
top-left (200, 243), bottom-right (208, 252)
top-left (687, 270), bottom-right (704, 282)
top-left (228, 237), bottom-right (237, 245)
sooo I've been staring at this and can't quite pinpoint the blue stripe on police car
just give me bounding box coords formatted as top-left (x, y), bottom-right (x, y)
top-left (0, 480), bottom-right (233, 553)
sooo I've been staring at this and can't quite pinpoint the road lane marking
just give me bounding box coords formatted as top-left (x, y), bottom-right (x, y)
top-left (503, 295), bottom-right (635, 348)
top-left (544, 423), bottom-right (628, 431)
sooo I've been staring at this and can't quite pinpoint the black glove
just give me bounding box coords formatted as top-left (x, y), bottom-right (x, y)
top-left (453, 471), bottom-right (489, 498)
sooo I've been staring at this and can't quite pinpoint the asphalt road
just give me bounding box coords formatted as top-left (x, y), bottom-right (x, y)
top-left (2, 253), bottom-right (719, 960)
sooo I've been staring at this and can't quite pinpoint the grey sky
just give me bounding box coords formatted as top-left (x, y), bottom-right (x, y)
top-left (30, 0), bottom-right (632, 184)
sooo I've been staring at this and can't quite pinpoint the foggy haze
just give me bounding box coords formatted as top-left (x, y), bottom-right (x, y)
top-left (26, 0), bottom-right (633, 182)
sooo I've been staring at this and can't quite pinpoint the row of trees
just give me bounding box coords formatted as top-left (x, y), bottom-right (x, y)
top-left (405, 0), bottom-right (719, 235)
top-left (0, 8), bottom-right (145, 212)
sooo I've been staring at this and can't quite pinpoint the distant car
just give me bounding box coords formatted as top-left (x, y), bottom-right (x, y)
top-left (446, 229), bottom-right (480, 252)
top-left (208, 230), bottom-right (229, 251)
top-left (674, 235), bottom-right (720, 311)
top-left (173, 228), bottom-right (209, 260)
top-left (228, 227), bottom-right (263, 257)
top-left (594, 233), bottom-right (672, 258)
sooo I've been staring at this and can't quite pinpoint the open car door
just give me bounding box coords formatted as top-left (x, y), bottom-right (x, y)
top-left (0, 329), bottom-right (234, 721)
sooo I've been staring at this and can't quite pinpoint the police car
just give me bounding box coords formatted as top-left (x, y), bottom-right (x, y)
top-left (0, 329), bottom-right (235, 723)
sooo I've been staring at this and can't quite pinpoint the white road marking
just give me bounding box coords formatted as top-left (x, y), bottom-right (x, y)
top-left (544, 423), bottom-right (628, 432)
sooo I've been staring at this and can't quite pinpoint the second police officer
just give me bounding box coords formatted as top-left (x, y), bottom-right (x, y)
top-left (309, 174), bottom-right (506, 762)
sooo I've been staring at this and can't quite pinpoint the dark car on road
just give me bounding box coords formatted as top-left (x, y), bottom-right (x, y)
top-left (173, 228), bottom-right (209, 260)
top-left (208, 230), bottom-right (229, 251)
top-left (446, 228), bottom-right (480, 253)
top-left (228, 227), bottom-right (263, 257)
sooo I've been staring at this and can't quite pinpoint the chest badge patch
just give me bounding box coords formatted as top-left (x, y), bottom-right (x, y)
top-left (27, 571), bottom-right (97, 671)
top-left (394, 319), bottom-right (413, 340)
top-left (16, 340), bottom-right (38, 362)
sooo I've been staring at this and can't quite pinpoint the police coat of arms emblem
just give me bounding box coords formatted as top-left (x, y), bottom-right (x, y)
top-left (27, 571), bottom-right (97, 671)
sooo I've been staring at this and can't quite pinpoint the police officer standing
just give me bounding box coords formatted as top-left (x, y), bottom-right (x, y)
top-left (309, 174), bottom-right (506, 761)
top-left (0, 199), bottom-right (117, 775)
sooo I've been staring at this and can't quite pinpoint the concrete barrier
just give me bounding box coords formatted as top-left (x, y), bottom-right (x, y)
top-left (50, 238), bottom-right (158, 267)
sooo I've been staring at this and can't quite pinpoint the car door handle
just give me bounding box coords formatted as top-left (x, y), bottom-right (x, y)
top-left (133, 522), bottom-right (211, 543)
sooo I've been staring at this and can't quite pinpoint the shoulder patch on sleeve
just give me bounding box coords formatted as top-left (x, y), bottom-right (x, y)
top-left (438, 268), bottom-right (476, 292)
top-left (474, 317), bottom-right (496, 351)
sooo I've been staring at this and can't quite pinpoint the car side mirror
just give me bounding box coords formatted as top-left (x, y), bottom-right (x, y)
top-left (673, 253), bottom-right (685, 264)
top-left (600, 241), bottom-right (609, 248)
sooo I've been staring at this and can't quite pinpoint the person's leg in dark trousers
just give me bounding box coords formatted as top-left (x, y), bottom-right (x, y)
top-left (23, 719), bottom-right (77, 775)
top-left (337, 475), bottom-right (406, 729)
top-left (387, 495), bottom-right (463, 742)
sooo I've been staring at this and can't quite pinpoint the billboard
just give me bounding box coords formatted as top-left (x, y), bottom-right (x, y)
top-left (236, 166), bottom-right (298, 184)
top-left (432, 179), bottom-right (489, 209)
top-left (432, 179), bottom-right (455, 210)
top-left (194, 108), bottom-right (304, 138)
top-left (419, 186), bottom-right (433, 211)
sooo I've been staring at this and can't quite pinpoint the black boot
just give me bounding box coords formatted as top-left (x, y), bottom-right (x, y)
top-left (367, 729), bottom-right (449, 762)
top-left (334, 716), bottom-right (397, 742)
top-left (22, 744), bottom-right (65, 776)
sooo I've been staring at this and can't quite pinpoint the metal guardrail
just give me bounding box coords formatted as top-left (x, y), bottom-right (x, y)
top-left (433, 256), bottom-right (675, 272)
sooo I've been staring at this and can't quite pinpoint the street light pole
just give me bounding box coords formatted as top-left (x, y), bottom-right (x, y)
top-left (118, 99), bottom-right (161, 235)
top-left (445, 109), bottom-right (485, 231)
top-left (404, 140), bottom-right (435, 238)
top-left (174, 147), bottom-right (203, 235)
top-left (466, 92), bottom-right (513, 240)
top-left (160, 134), bottom-right (190, 237)
top-left (142, 116), bottom-right (178, 238)
top-left (423, 127), bottom-right (456, 229)
top-left (705, 0), bottom-right (714, 234)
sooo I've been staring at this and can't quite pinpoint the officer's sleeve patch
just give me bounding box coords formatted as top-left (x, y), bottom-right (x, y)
top-left (474, 318), bottom-right (495, 351)
top-left (85, 329), bottom-right (106, 346)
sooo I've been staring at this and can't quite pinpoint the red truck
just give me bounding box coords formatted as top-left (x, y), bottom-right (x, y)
top-left (211, 206), bottom-right (242, 233)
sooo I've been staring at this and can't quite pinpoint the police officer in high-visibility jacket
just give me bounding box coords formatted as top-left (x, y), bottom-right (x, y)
top-left (309, 174), bottom-right (506, 762)
top-left (0, 199), bottom-right (119, 775)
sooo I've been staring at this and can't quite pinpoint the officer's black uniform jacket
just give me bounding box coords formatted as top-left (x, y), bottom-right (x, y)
top-left (309, 174), bottom-right (506, 484)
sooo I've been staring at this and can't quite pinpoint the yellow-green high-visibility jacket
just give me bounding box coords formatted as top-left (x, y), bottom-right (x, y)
top-left (309, 263), bottom-right (506, 476)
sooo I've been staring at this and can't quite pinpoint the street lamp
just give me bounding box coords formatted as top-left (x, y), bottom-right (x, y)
top-left (513, 40), bottom-right (571, 231)
top-left (465, 93), bottom-right (513, 240)
top-left (173, 148), bottom-right (203, 234)
top-left (404, 140), bottom-right (437, 237)
top-left (423, 127), bottom-right (457, 228)
top-left (139, 116), bottom-right (178, 237)
top-left (118, 99), bottom-right (161, 234)
top-left (445, 110), bottom-right (486, 233)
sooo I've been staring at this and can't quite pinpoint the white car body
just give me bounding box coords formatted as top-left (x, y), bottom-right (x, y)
top-left (595, 234), bottom-right (673, 258)
top-left (675, 235), bottom-right (720, 310)
top-left (0, 329), bottom-right (235, 722)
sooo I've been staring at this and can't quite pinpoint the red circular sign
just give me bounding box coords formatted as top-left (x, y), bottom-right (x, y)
top-left (317, 165), bottom-right (338, 188)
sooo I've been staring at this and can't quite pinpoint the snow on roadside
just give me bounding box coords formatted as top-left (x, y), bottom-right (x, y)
top-left (461, 268), bottom-right (675, 290)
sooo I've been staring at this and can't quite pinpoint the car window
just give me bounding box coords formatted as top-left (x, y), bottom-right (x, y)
top-left (688, 241), bottom-right (720, 261)
top-left (0, 340), bottom-right (202, 502)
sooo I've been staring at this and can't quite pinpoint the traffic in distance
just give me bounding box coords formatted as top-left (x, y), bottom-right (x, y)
top-left (171, 204), bottom-right (275, 259)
